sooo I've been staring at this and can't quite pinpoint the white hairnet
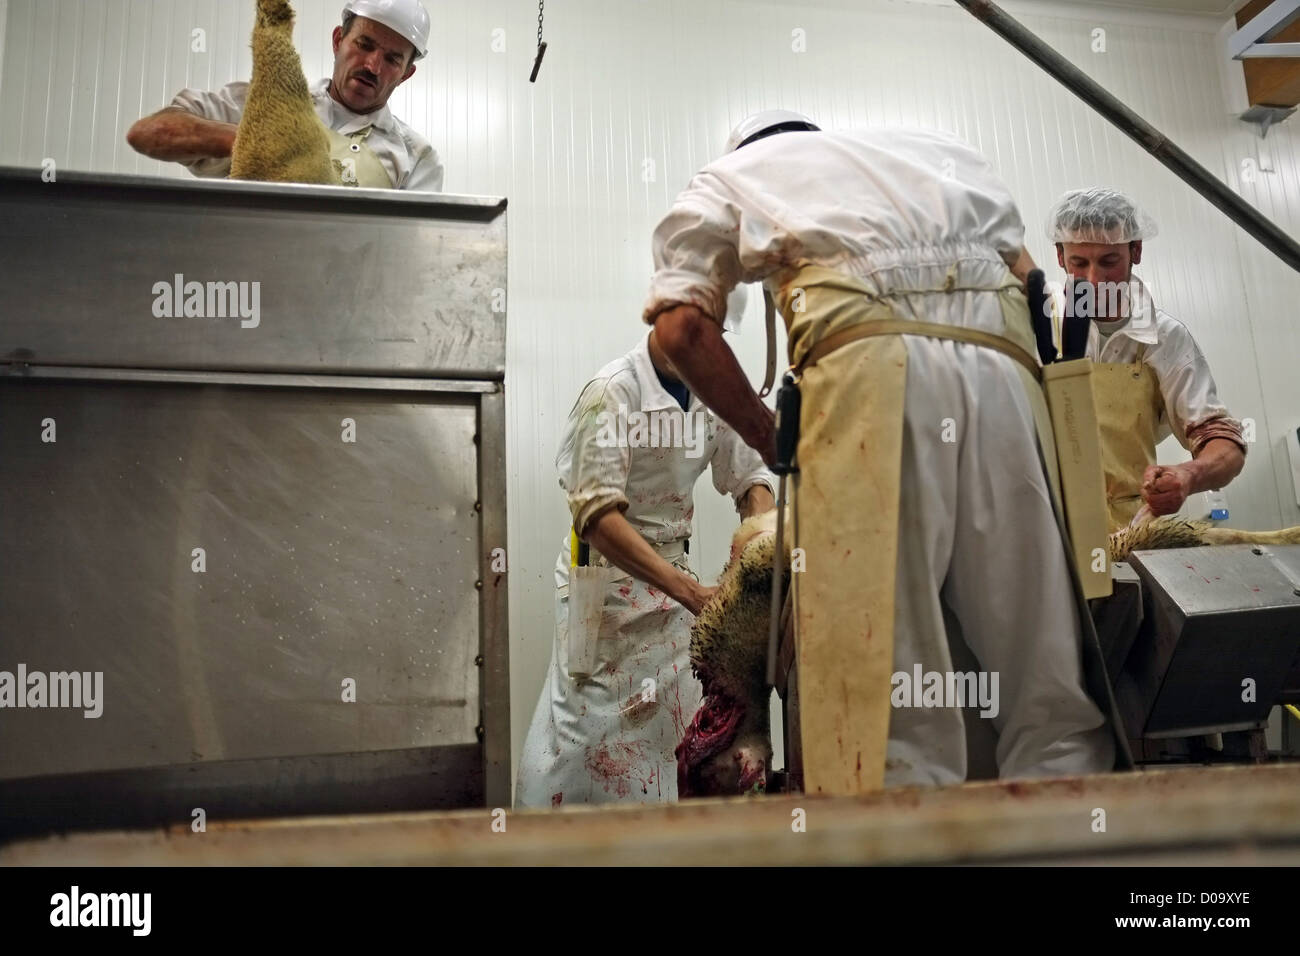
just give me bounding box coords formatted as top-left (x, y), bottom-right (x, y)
top-left (1047, 188), bottom-right (1158, 245)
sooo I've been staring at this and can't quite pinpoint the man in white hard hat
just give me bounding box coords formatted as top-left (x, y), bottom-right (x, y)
top-left (127, 0), bottom-right (442, 191)
top-left (1047, 188), bottom-right (1245, 529)
top-left (643, 111), bottom-right (1121, 794)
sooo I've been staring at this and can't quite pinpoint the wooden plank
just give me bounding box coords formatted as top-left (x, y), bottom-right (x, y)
top-left (6, 764), bottom-right (1300, 866)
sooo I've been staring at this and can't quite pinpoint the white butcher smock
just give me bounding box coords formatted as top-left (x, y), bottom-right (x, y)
top-left (170, 79), bottom-right (444, 191)
top-left (516, 335), bottom-right (776, 807)
top-left (644, 126), bottom-right (1117, 787)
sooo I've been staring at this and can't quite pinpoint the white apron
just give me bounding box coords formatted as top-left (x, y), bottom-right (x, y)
top-left (516, 406), bottom-right (723, 807)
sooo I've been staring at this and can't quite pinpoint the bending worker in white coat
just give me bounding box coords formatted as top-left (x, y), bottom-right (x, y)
top-left (645, 112), bottom-right (1120, 793)
top-left (127, 0), bottom-right (443, 191)
top-left (517, 324), bottom-right (776, 807)
top-left (1047, 188), bottom-right (1246, 529)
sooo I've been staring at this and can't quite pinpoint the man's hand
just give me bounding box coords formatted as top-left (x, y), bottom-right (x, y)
top-left (1141, 464), bottom-right (1193, 516)
top-left (1002, 245), bottom-right (1038, 287)
top-left (682, 582), bottom-right (719, 617)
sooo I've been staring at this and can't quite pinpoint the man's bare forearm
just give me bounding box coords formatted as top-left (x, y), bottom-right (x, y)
top-left (1186, 438), bottom-right (1245, 494)
top-left (126, 108), bottom-right (237, 163)
top-left (652, 305), bottom-right (776, 465)
top-left (737, 483), bottom-right (775, 519)
top-left (584, 509), bottom-right (709, 613)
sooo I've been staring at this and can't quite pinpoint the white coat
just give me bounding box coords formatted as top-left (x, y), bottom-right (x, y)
top-left (170, 79), bottom-right (444, 191)
top-left (644, 127), bottom-right (1116, 785)
top-left (516, 334), bottom-right (775, 807)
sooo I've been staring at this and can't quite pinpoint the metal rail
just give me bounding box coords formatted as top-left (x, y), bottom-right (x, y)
top-left (954, 0), bottom-right (1300, 274)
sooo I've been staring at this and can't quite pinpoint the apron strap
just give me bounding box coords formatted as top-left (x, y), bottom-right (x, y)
top-left (797, 317), bottom-right (1043, 382)
top-left (759, 288), bottom-right (778, 398)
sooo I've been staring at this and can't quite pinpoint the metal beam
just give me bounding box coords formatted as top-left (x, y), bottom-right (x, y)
top-left (1229, 0), bottom-right (1300, 60)
top-left (954, 0), bottom-right (1300, 276)
top-left (1240, 41), bottom-right (1300, 57)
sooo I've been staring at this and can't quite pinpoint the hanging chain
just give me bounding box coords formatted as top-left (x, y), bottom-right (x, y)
top-left (530, 0), bottom-right (548, 82)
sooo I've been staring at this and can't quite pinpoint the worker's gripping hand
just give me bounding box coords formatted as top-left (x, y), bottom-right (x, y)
top-left (1141, 464), bottom-right (1192, 516)
top-left (682, 582), bottom-right (719, 617)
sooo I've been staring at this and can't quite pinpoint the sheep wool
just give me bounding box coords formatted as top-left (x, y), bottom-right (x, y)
top-left (676, 510), bottom-right (788, 798)
top-left (678, 508), bottom-right (1300, 797)
top-left (229, 0), bottom-right (339, 186)
top-left (1109, 515), bottom-right (1300, 563)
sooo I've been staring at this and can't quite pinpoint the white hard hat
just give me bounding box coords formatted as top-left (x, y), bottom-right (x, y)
top-left (343, 0), bottom-right (430, 61)
top-left (724, 109), bottom-right (819, 154)
top-left (1047, 187), bottom-right (1158, 245)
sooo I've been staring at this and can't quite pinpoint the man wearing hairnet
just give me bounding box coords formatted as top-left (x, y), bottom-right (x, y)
top-left (1047, 188), bottom-right (1246, 529)
top-left (643, 113), bottom-right (1120, 793)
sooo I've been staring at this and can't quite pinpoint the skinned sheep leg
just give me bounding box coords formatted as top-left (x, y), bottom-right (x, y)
top-left (229, 0), bottom-right (337, 185)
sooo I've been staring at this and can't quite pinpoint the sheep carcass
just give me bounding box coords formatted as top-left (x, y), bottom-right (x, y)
top-left (1108, 516), bottom-right (1300, 563)
top-left (676, 510), bottom-right (789, 798)
top-left (676, 507), bottom-right (1300, 799)
top-left (229, 0), bottom-right (338, 186)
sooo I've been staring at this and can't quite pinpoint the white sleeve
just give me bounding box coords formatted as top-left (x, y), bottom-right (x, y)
top-left (709, 417), bottom-right (778, 506)
top-left (644, 170), bottom-right (747, 326)
top-left (168, 82), bottom-right (249, 179)
top-left (1152, 323), bottom-right (1242, 454)
top-left (556, 374), bottom-right (635, 536)
top-left (401, 143), bottom-right (445, 192)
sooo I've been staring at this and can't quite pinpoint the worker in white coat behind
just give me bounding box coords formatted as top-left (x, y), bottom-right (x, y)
top-left (1046, 188), bottom-right (1246, 530)
top-left (516, 325), bottom-right (776, 807)
top-left (645, 113), bottom-right (1121, 793)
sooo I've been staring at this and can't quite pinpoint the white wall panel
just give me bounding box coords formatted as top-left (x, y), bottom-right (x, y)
top-left (0, 1), bottom-right (8, 96)
top-left (2, 0), bottom-right (1298, 795)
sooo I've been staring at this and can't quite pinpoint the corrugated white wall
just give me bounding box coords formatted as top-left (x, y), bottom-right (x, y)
top-left (3, 0), bottom-right (1298, 795)
top-left (0, 2), bottom-right (7, 92)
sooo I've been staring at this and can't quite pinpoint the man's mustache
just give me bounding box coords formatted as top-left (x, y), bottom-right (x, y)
top-left (351, 71), bottom-right (379, 87)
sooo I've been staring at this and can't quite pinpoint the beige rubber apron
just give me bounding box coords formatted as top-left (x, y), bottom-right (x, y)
top-left (1091, 358), bottom-right (1163, 531)
top-left (772, 264), bottom-right (1059, 796)
top-left (325, 126), bottom-right (395, 189)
